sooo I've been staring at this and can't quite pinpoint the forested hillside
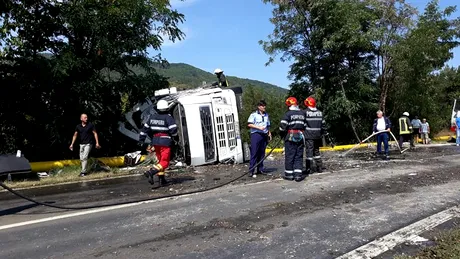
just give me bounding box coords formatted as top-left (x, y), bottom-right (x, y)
top-left (154, 63), bottom-right (288, 95)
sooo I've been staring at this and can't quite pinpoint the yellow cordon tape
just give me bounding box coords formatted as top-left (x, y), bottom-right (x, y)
top-left (29, 135), bottom-right (454, 172)
top-left (30, 156), bottom-right (147, 172)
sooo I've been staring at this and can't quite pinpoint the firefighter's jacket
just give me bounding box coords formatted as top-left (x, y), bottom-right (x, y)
top-left (139, 112), bottom-right (178, 146)
top-left (212, 73), bottom-right (229, 87)
top-left (398, 116), bottom-right (412, 135)
top-left (279, 108), bottom-right (306, 142)
top-left (304, 107), bottom-right (327, 140)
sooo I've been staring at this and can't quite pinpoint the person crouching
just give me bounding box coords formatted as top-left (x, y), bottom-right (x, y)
top-left (279, 97), bottom-right (306, 182)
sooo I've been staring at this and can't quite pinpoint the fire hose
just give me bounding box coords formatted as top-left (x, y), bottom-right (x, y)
top-left (338, 130), bottom-right (402, 158)
top-left (0, 137), bottom-right (284, 211)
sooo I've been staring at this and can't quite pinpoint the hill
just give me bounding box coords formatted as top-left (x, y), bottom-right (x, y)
top-left (154, 63), bottom-right (288, 95)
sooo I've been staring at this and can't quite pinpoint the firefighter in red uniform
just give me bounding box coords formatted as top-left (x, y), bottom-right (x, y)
top-left (138, 99), bottom-right (178, 186)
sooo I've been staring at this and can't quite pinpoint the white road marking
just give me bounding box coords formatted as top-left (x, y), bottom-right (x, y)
top-left (0, 191), bottom-right (202, 231)
top-left (0, 176), bottom-right (299, 231)
top-left (336, 206), bottom-right (460, 259)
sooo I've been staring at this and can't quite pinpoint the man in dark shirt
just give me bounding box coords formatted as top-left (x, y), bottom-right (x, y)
top-left (70, 114), bottom-right (101, 176)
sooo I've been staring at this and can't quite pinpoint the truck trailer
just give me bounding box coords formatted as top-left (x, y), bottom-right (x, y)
top-left (118, 85), bottom-right (250, 167)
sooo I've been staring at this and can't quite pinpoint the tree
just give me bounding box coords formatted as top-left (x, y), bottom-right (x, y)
top-left (260, 0), bottom-right (379, 143)
top-left (0, 0), bottom-right (185, 161)
top-left (369, 0), bottom-right (417, 115)
top-left (261, 0), bottom-right (460, 143)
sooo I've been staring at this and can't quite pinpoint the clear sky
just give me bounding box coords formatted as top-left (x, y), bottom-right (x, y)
top-left (151, 0), bottom-right (460, 89)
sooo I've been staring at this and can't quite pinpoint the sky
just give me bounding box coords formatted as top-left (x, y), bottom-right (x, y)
top-left (150, 0), bottom-right (460, 89)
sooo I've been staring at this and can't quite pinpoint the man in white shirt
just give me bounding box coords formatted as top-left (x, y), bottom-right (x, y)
top-left (372, 110), bottom-right (392, 159)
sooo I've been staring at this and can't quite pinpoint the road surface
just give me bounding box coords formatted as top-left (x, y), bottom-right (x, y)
top-left (1, 144), bottom-right (460, 258)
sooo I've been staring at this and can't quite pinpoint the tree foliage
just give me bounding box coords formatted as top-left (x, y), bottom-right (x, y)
top-left (0, 0), bottom-right (185, 161)
top-left (261, 0), bottom-right (460, 143)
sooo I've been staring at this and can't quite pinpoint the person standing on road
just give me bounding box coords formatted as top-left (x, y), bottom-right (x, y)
top-left (455, 111), bottom-right (460, 146)
top-left (411, 116), bottom-right (422, 145)
top-left (247, 100), bottom-right (272, 178)
top-left (303, 96), bottom-right (327, 174)
top-left (138, 99), bottom-right (178, 186)
top-left (420, 118), bottom-right (430, 145)
top-left (69, 114), bottom-right (101, 177)
top-left (398, 112), bottom-right (414, 149)
top-left (373, 110), bottom-right (391, 159)
top-left (279, 97), bottom-right (306, 182)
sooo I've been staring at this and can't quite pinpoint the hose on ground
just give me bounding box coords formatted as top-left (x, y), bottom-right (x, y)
top-left (0, 138), bottom-right (283, 210)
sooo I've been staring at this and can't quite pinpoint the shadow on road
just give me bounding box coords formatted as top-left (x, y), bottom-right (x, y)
top-left (0, 203), bottom-right (40, 216)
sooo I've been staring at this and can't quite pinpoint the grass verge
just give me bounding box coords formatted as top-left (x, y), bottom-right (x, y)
top-left (4, 158), bottom-right (142, 189)
top-left (395, 228), bottom-right (460, 259)
top-left (6, 166), bottom-right (133, 189)
top-left (3, 156), bottom-right (187, 189)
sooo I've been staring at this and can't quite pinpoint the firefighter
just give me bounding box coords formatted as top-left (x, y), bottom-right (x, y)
top-left (138, 99), bottom-right (178, 186)
top-left (211, 68), bottom-right (229, 87)
top-left (303, 96), bottom-right (327, 174)
top-left (279, 97), bottom-right (306, 182)
top-left (398, 112), bottom-right (414, 149)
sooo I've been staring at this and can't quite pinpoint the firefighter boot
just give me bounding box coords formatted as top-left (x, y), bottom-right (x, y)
top-left (315, 159), bottom-right (323, 173)
top-left (158, 174), bottom-right (168, 186)
top-left (294, 170), bottom-right (304, 182)
top-left (306, 159), bottom-right (316, 174)
top-left (144, 168), bottom-right (158, 185)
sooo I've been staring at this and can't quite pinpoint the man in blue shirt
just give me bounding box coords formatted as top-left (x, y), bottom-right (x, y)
top-left (247, 100), bottom-right (272, 178)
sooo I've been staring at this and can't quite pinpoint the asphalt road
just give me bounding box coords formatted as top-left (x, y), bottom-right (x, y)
top-left (1, 144), bottom-right (460, 259)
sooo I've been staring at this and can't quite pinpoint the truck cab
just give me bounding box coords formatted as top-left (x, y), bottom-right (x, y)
top-left (119, 86), bottom-right (250, 167)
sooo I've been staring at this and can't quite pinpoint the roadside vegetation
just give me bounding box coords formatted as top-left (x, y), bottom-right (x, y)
top-left (4, 159), bottom-right (130, 189)
top-left (396, 228), bottom-right (460, 259)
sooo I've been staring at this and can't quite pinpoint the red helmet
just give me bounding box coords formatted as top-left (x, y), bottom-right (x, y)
top-left (285, 97), bottom-right (298, 107)
top-left (304, 96), bottom-right (316, 108)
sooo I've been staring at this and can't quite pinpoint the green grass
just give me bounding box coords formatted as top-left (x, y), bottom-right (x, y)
top-left (395, 228), bottom-right (460, 259)
top-left (5, 158), bottom-right (135, 189)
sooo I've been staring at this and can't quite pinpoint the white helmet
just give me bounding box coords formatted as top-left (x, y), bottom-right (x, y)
top-left (214, 68), bottom-right (223, 74)
top-left (157, 99), bottom-right (168, 111)
top-left (403, 112), bottom-right (409, 116)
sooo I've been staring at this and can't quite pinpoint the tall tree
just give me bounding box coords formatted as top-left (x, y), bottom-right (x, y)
top-left (0, 0), bottom-right (185, 160)
top-left (260, 0), bottom-right (379, 143)
top-left (370, 0), bottom-right (416, 115)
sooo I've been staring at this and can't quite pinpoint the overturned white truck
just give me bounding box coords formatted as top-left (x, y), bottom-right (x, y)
top-left (118, 85), bottom-right (250, 166)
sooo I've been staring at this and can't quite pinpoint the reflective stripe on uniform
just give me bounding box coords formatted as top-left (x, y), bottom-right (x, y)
top-left (305, 127), bottom-right (321, 131)
top-left (288, 120), bottom-right (305, 125)
top-left (306, 157), bottom-right (313, 160)
top-left (294, 169), bottom-right (302, 173)
top-left (399, 118), bottom-right (410, 134)
top-left (150, 126), bottom-right (169, 131)
top-left (313, 156), bottom-right (321, 159)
